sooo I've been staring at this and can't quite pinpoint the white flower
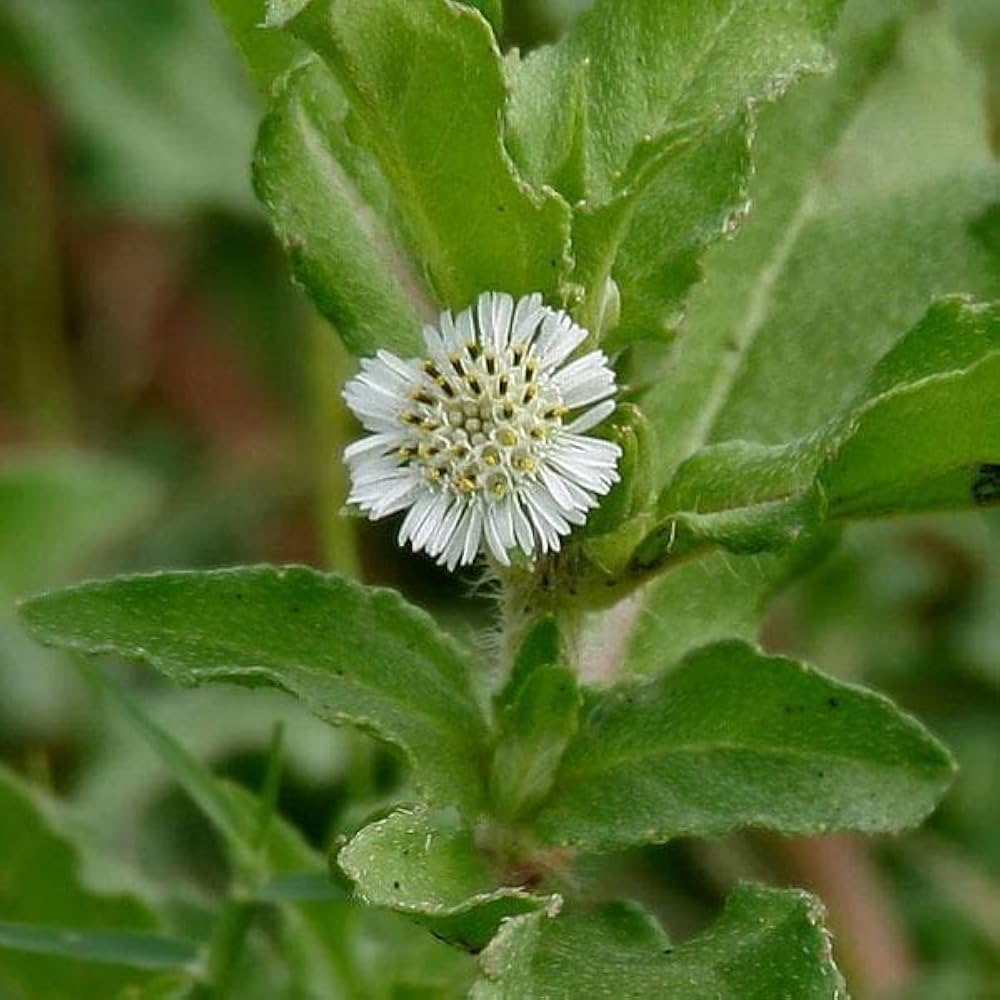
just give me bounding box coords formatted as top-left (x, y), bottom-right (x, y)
top-left (342, 291), bottom-right (621, 570)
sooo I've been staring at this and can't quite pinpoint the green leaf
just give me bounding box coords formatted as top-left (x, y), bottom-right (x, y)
top-left (19, 566), bottom-right (490, 815)
top-left (254, 59), bottom-right (426, 356)
top-left (497, 615), bottom-right (562, 710)
top-left (0, 766), bottom-right (167, 998)
top-left (0, 923), bottom-right (197, 971)
top-left (621, 548), bottom-right (816, 674)
top-left (631, 297), bottom-right (999, 573)
top-left (645, 3), bottom-right (1000, 482)
top-left (490, 664), bottom-right (581, 820)
top-left (535, 640), bottom-right (955, 851)
top-left (600, 116), bottom-right (753, 350)
top-left (289, 0), bottom-right (571, 308)
top-left (506, 0), bottom-right (843, 343)
top-left (473, 886), bottom-right (843, 999)
top-left (506, 0), bottom-right (843, 206)
top-left (461, 0), bottom-right (504, 35)
top-left (338, 807), bottom-right (555, 951)
top-left (820, 298), bottom-right (1000, 518)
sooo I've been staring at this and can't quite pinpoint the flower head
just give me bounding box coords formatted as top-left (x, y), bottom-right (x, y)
top-left (343, 291), bottom-right (621, 569)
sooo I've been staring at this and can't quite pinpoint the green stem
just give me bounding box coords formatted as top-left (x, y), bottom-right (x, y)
top-left (198, 723), bottom-right (285, 997)
top-left (200, 899), bottom-right (260, 998)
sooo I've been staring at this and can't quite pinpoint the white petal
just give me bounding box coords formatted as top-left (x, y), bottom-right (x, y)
top-left (462, 504), bottom-right (485, 565)
top-left (483, 508), bottom-right (510, 565)
top-left (536, 312), bottom-right (588, 370)
top-left (565, 399), bottom-right (616, 434)
top-left (398, 491), bottom-right (437, 545)
top-left (511, 495), bottom-right (535, 556)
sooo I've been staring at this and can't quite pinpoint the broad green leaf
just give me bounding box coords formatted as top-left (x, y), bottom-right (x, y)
top-left (6, 0), bottom-right (258, 216)
top-left (473, 886), bottom-right (843, 999)
top-left (631, 297), bottom-right (999, 573)
top-left (0, 923), bottom-right (197, 971)
top-left (19, 567), bottom-right (490, 814)
top-left (820, 298), bottom-right (1000, 518)
top-left (289, 0), bottom-right (571, 308)
top-left (506, 0), bottom-right (843, 205)
top-left (0, 767), bottom-right (166, 998)
top-left (490, 664), bottom-right (581, 820)
top-left (621, 547), bottom-right (821, 675)
top-left (535, 640), bottom-right (954, 851)
top-left (645, 3), bottom-right (1000, 481)
top-left (254, 59), bottom-right (426, 356)
top-left (338, 808), bottom-right (555, 951)
top-left (506, 0), bottom-right (842, 344)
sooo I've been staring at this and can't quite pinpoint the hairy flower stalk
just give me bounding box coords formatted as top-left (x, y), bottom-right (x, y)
top-left (343, 291), bottom-right (622, 569)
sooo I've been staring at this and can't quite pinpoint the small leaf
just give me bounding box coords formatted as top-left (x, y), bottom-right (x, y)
top-left (289, 0), bottom-right (571, 308)
top-left (254, 59), bottom-right (427, 356)
top-left (536, 640), bottom-right (955, 851)
top-left (497, 615), bottom-right (562, 710)
top-left (490, 664), bottom-right (581, 821)
top-left (338, 808), bottom-right (556, 951)
top-left (0, 923), bottom-right (197, 971)
top-left (19, 566), bottom-right (490, 815)
top-left (473, 885), bottom-right (843, 999)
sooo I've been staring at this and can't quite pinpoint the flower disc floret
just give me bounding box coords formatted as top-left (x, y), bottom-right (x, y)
top-left (343, 291), bottom-right (621, 569)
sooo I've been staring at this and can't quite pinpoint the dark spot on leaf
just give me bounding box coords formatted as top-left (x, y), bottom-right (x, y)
top-left (393, 880), bottom-right (400, 890)
top-left (497, 204), bottom-right (506, 212)
top-left (827, 697), bottom-right (839, 709)
top-left (971, 463), bottom-right (1000, 506)
top-left (235, 593), bottom-right (244, 601)
top-left (550, 259), bottom-right (557, 268)
top-left (291, 605), bottom-right (301, 614)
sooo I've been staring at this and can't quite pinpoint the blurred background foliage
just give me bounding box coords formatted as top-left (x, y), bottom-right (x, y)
top-left (0, 0), bottom-right (996, 997)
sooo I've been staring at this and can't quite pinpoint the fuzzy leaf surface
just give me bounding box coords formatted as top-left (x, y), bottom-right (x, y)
top-left (536, 641), bottom-right (955, 851)
top-left (490, 664), bottom-right (581, 821)
top-left (18, 567), bottom-right (490, 814)
top-left (254, 59), bottom-right (426, 356)
top-left (633, 297), bottom-right (1000, 572)
top-left (290, 0), bottom-right (571, 308)
top-left (338, 808), bottom-right (554, 950)
top-left (506, 0), bottom-right (844, 205)
top-left (472, 886), bottom-right (843, 999)
top-left (630, 0), bottom-right (1000, 667)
